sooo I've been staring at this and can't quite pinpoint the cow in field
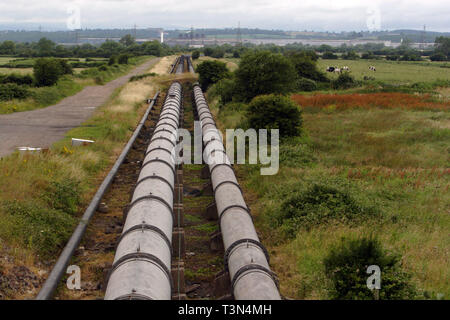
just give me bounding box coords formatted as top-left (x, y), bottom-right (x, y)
top-left (326, 66), bottom-right (335, 72)
top-left (342, 66), bottom-right (350, 71)
top-left (369, 66), bottom-right (376, 71)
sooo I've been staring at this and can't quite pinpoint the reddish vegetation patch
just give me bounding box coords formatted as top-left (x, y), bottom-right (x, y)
top-left (292, 93), bottom-right (449, 111)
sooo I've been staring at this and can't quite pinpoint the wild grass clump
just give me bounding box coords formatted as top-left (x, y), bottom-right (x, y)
top-left (265, 175), bottom-right (380, 237)
top-left (1, 200), bottom-right (76, 257)
top-left (279, 136), bottom-right (316, 168)
top-left (324, 236), bottom-right (417, 300)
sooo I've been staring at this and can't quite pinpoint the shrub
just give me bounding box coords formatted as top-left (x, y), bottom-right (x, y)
top-left (0, 73), bottom-right (33, 86)
top-left (33, 58), bottom-right (63, 86)
top-left (209, 78), bottom-right (237, 104)
top-left (333, 72), bottom-right (357, 89)
top-left (342, 51), bottom-right (359, 60)
top-left (98, 65), bottom-right (108, 71)
top-left (430, 53), bottom-right (447, 61)
top-left (246, 94), bottom-right (302, 137)
top-left (275, 183), bottom-right (378, 235)
top-left (287, 51), bottom-right (328, 82)
top-left (191, 50), bottom-right (200, 60)
top-left (322, 51), bottom-right (338, 59)
top-left (235, 51), bottom-right (297, 101)
top-left (196, 60), bottom-right (230, 90)
top-left (296, 78), bottom-right (317, 92)
top-left (324, 237), bottom-right (417, 300)
top-left (233, 51), bottom-right (240, 58)
top-left (204, 47), bottom-right (214, 57)
top-left (108, 55), bottom-right (118, 65)
top-left (58, 59), bottom-right (73, 75)
top-left (118, 54), bottom-right (129, 64)
top-left (2, 200), bottom-right (76, 256)
top-left (0, 83), bottom-right (31, 101)
top-left (43, 179), bottom-right (82, 215)
top-left (211, 48), bottom-right (225, 58)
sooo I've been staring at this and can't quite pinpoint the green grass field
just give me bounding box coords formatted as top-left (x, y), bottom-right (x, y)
top-left (0, 56), bottom-right (152, 114)
top-left (317, 59), bottom-right (450, 84)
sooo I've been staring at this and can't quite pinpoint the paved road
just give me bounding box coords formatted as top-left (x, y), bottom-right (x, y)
top-left (0, 58), bottom-right (160, 158)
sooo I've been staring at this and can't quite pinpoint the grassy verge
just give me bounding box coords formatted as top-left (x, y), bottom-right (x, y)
top-left (0, 57), bottom-right (164, 299)
top-left (0, 56), bottom-right (152, 114)
top-left (210, 89), bottom-right (450, 300)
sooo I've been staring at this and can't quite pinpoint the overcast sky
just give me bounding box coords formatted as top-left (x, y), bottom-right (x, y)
top-left (0, 0), bottom-right (449, 32)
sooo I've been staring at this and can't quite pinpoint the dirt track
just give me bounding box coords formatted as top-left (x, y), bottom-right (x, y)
top-left (0, 58), bottom-right (159, 158)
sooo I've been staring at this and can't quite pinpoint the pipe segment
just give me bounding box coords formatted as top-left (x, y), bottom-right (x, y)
top-left (192, 85), bottom-right (281, 300)
top-left (104, 82), bottom-right (183, 300)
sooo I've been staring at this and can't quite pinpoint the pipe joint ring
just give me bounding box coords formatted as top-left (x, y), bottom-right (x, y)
top-left (230, 264), bottom-right (279, 291)
top-left (224, 238), bottom-right (270, 270)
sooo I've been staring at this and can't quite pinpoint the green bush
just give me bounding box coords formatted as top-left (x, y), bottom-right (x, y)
top-left (204, 47), bottom-right (214, 56)
top-left (235, 51), bottom-right (297, 101)
top-left (0, 73), bottom-right (33, 86)
top-left (2, 200), bottom-right (76, 257)
top-left (324, 237), bottom-right (417, 300)
top-left (43, 179), bottom-right (82, 215)
top-left (322, 51), bottom-right (338, 59)
top-left (108, 55), bottom-right (118, 65)
top-left (191, 50), bottom-right (200, 60)
top-left (430, 53), bottom-right (447, 61)
top-left (33, 58), bottom-right (63, 86)
top-left (247, 94), bottom-right (302, 137)
top-left (296, 78), bottom-right (317, 92)
top-left (196, 60), bottom-right (230, 90)
top-left (209, 78), bottom-right (237, 104)
top-left (0, 83), bottom-right (31, 101)
top-left (118, 54), bottom-right (129, 64)
top-left (277, 183), bottom-right (378, 235)
top-left (333, 72), bottom-right (357, 89)
top-left (58, 59), bottom-right (73, 75)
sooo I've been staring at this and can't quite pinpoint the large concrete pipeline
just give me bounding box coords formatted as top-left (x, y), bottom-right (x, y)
top-left (192, 85), bottom-right (281, 300)
top-left (186, 56), bottom-right (195, 73)
top-left (104, 82), bottom-right (183, 300)
top-left (175, 55), bottom-right (185, 74)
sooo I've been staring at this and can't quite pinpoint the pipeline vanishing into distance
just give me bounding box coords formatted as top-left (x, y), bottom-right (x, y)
top-left (104, 82), bottom-right (183, 300)
top-left (192, 84), bottom-right (281, 300)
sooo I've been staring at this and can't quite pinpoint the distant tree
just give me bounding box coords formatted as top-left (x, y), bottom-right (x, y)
top-left (322, 51), bottom-right (338, 59)
top-left (196, 60), bottom-right (230, 90)
top-left (287, 51), bottom-right (327, 82)
top-left (120, 34), bottom-right (136, 47)
top-left (33, 58), bottom-right (63, 86)
top-left (232, 50), bottom-right (240, 58)
top-left (342, 51), bottom-right (359, 60)
top-left (211, 48), bottom-right (225, 58)
top-left (36, 37), bottom-right (56, 56)
top-left (204, 47), bottom-right (214, 57)
top-left (191, 50), bottom-right (200, 60)
top-left (108, 55), bottom-right (118, 65)
top-left (58, 60), bottom-right (73, 75)
top-left (235, 51), bottom-right (297, 101)
top-left (430, 52), bottom-right (447, 61)
top-left (0, 41), bottom-right (16, 55)
top-left (118, 54), bottom-right (129, 64)
top-left (434, 36), bottom-right (450, 59)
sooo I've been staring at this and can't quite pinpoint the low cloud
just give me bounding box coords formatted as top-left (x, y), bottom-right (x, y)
top-left (0, 0), bottom-right (448, 31)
